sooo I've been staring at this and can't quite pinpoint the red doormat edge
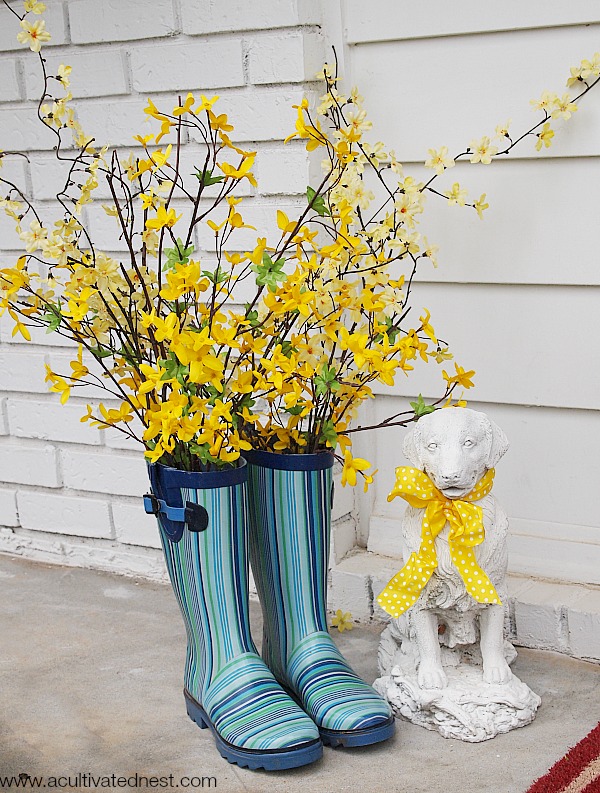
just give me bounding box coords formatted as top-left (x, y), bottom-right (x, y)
top-left (526, 722), bottom-right (600, 793)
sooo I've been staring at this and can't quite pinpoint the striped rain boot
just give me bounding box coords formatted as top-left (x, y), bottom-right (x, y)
top-left (145, 460), bottom-right (322, 771)
top-left (245, 450), bottom-right (395, 748)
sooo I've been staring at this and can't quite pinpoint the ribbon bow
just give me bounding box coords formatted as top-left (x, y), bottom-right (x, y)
top-left (377, 466), bottom-right (501, 618)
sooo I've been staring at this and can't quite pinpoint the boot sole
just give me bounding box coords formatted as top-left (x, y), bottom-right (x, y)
top-left (183, 689), bottom-right (323, 771)
top-left (319, 716), bottom-right (396, 748)
top-left (279, 683), bottom-right (396, 748)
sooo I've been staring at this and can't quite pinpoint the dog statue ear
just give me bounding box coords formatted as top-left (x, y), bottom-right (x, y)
top-left (486, 418), bottom-right (509, 467)
top-left (403, 426), bottom-right (424, 468)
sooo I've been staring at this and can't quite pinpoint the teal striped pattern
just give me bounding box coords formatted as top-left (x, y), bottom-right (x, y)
top-left (246, 453), bottom-right (393, 736)
top-left (156, 473), bottom-right (320, 752)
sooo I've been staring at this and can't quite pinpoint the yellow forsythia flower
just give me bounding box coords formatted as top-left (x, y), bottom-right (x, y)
top-left (17, 18), bottom-right (51, 52)
top-left (331, 610), bottom-right (354, 633)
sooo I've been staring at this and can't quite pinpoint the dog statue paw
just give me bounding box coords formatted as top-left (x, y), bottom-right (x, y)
top-left (372, 408), bottom-right (541, 742)
top-left (417, 659), bottom-right (448, 690)
top-left (482, 654), bottom-right (513, 685)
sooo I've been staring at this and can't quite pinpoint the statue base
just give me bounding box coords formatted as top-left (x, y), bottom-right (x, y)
top-left (374, 621), bottom-right (541, 743)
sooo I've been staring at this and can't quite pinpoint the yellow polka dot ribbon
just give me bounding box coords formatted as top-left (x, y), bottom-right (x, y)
top-left (377, 466), bottom-right (501, 618)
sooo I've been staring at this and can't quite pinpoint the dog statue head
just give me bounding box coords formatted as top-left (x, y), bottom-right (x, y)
top-left (402, 408), bottom-right (509, 499)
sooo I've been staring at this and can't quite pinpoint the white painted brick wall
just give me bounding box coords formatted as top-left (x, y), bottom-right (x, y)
top-left (246, 30), bottom-right (323, 84)
top-left (256, 144), bottom-right (311, 195)
top-left (7, 399), bottom-right (102, 445)
top-left (194, 199), bottom-right (304, 253)
top-left (0, 315), bottom-right (74, 348)
top-left (17, 490), bottom-right (113, 538)
top-left (112, 500), bottom-right (162, 550)
top-left (329, 567), bottom-right (372, 622)
top-left (103, 423), bottom-right (144, 452)
top-left (0, 400), bottom-right (7, 436)
top-left (0, 58), bottom-right (21, 103)
top-left (27, 153), bottom-right (121, 203)
top-left (61, 450), bottom-right (148, 497)
top-left (74, 98), bottom-right (160, 149)
top-left (24, 50), bottom-right (129, 100)
top-left (181, 0), bottom-right (320, 34)
top-left (0, 158), bottom-right (27, 195)
top-left (568, 609), bottom-right (600, 660)
top-left (0, 489), bottom-right (19, 526)
top-left (47, 352), bottom-right (118, 400)
top-left (28, 154), bottom-right (85, 202)
top-left (0, 207), bottom-right (29, 251)
top-left (82, 201), bottom-right (196, 253)
top-left (187, 88), bottom-right (306, 143)
top-left (513, 601), bottom-right (566, 652)
top-left (69, 0), bottom-right (177, 44)
top-left (0, 3), bottom-right (67, 51)
top-left (0, 0), bottom-right (323, 572)
top-left (0, 105), bottom-right (60, 152)
top-left (129, 40), bottom-right (245, 93)
top-left (0, 441), bottom-right (60, 488)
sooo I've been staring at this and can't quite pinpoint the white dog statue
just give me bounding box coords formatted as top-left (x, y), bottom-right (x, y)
top-left (373, 408), bottom-right (541, 742)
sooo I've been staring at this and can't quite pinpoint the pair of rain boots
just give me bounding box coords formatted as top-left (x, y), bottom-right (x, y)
top-left (146, 450), bottom-right (394, 771)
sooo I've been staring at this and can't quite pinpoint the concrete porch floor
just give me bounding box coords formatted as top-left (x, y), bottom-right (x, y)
top-left (1, 555), bottom-right (599, 793)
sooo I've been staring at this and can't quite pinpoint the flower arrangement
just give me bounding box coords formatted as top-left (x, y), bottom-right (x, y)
top-left (1, 1), bottom-right (599, 486)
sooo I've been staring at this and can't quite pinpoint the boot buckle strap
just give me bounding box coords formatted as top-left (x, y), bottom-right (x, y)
top-left (143, 493), bottom-right (209, 533)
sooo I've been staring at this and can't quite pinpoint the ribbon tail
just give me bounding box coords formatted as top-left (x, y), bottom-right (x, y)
top-left (449, 546), bottom-right (502, 606)
top-left (377, 550), bottom-right (438, 618)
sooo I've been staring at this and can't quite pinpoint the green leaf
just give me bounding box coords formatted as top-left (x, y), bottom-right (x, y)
top-left (158, 352), bottom-right (188, 383)
top-left (176, 366), bottom-right (189, 387)
top-left (163, 238), bottom-right (194, 271)
top-left (205, 383), bottom-right (222, 403)
top-left (410, 394), bottom-right (436, 418)
top-left (250, 252), bottom-right (287, 293)
top-left (245, 309), bottom-right (260, 328)
top-left (306, 185), bottom-right (331, 217)
top-left (194, 167), bottom-right (225, 187)
top-left (189, 442), bottom-right (219, 465)
top-left (319, 419), bottom-right (338, 449)
top-left (89, 345), bottom-right (113, 359)
top-left (42, 301), bottom-right (62, 333)
top-left (238, 393), bottom-right (256, 411)
top-left (202, 265), bottom-right (228, 285)
top-left (387, 326), bottom-right (400, 344)
top-left (279, 340), bottom-right (297, 358)
top-left (119, 344), bottom-right (139, 367)
top-left (374, 316), bottom-right (400, 344)
top-left (314, 363), bottom-right (340, 397)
